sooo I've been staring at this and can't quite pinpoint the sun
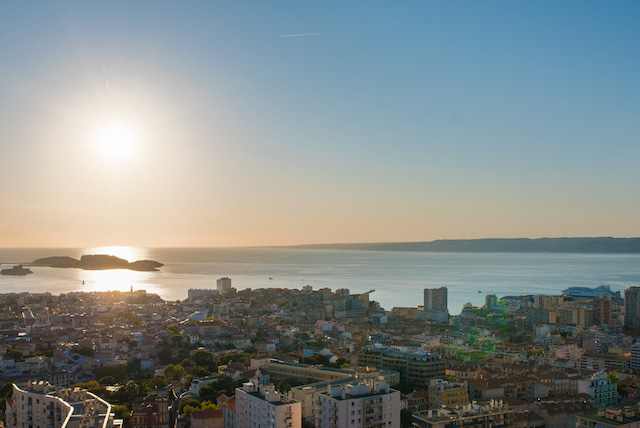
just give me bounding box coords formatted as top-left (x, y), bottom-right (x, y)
top-left (95, 122), bottom-right (137, 160)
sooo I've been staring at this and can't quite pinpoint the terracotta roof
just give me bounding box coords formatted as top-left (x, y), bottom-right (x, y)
top-left (191, 409), bottom-right (223, 419)
top-left (221, 396), bottom-right (236, 411)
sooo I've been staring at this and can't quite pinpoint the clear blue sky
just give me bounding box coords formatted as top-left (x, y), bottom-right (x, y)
top-left (1, 1), bottom-right (639, 247)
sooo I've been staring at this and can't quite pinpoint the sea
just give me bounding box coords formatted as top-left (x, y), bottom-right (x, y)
top-left (1, 247), bottom-right (640, 315)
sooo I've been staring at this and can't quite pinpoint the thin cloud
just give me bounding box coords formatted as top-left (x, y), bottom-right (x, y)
top-left (280, 33), bottom-right (322, 38)
top-left (102, 64), bottom-right (110, 92)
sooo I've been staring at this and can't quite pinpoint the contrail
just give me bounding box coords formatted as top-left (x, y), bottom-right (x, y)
top-left (102, 64), bottom-right (110, 92)
top-left (280, 33), bottom-right (322, 38)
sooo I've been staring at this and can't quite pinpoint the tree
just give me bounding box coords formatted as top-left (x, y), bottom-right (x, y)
top-left (4, 348), bottom-right (23, 362)
top-left (112, 405), bottom-right (132, 428)
top-left (146, 377), bottom-right (167, 390)
top-left (401, 409), bottom-right (413, 428)
top-left (98, 376), bottom-right (115, 385)
top-left (171, 334), bottom-right (184, 346)
top-left (164, 364), bottom-right (187, 380)
top-left (276, 379), bottom-right (291, 393)
top-left (192, 365), bottom-right (212, 377)
top-left (158, 347), bottom-right (173, 365)
top-left (192, 350), bottom-right (217, 372)
top-left (179, 398), bottom-right (201, 415)
top-left (301, 354), bottom-right (330, 366)
top-left (74, 381), bottom-right (106, 397)
top-left (198, 376), bottom-right (237, 403)
top-left (124, 380), bottom-right (139, 401)
top-left (218, 352), bottom-right (249, 366)
top-left (392, 383), bottom-right (413, 395)
top-left (34, 347), bottom-right (54, 357)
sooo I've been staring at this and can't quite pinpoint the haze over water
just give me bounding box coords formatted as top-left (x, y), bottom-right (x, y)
top-left (2, 247), bottom-right (639, 314)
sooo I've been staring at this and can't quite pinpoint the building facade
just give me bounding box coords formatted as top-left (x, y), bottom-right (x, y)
top-left (577, 372), bottom-right (617, 408)
top-left (428, 379), bottom-right (469, 410)
top-left (235, 380), bottom-right (301, 428)
top-left (315, 381), bottom-right (400, 428)
top-left (624, 287), bottom-right (640, 327)
top-left (131, 398), bottom-right (169, 428)
top-left (424, 287), bottom-right (448, 312)
top-left (412, 400), bottom-right (514, 428)
top-left (577, 407), bottom-right (640, 428)
top-left (5, 381), bottom-right (119, 428)
top-left (357, 345), bottom-right (445, 388)
top-left (315, 380), bottom-right (400, 428)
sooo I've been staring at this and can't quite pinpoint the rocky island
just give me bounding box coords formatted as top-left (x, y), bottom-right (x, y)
top-left (0, 265), bottom-right (33, 276)
top-left (32, 254), bottom-right (163, 271)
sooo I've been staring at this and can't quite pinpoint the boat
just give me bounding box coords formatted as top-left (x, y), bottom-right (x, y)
top-left (562, 284), bottom-right (620, 299)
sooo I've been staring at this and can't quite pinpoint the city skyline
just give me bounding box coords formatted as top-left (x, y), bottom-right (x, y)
top-left (1, 2), bottom-right (639, 247)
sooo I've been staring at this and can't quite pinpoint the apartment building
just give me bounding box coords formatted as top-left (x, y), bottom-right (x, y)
top-left (5, 380), bottom-right (120, 428)
top-left (578, 406), bottom-right (640, 428)
top-left (428, 379), bottom-right (469, 409)
top-left (412, 400), bottom-right (514, 428)
top-left (235, 380), bottom-right (301, 428)
top-left (357, 345), bottom-right (445, 388)
top-left (315, 380), bottom-right (400, 428)
top-left (577, 372), bottom-right (617, 408)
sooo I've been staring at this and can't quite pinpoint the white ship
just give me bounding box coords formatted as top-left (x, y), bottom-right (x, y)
top-left (561, 284), bottom-right (620, 298)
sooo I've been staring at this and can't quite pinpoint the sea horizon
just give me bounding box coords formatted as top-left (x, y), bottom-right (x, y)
top-left (2, 246), bottom-right (639, 315)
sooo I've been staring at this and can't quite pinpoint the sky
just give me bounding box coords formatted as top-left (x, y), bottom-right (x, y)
top-left (1, 1), bottom-right (639, 247)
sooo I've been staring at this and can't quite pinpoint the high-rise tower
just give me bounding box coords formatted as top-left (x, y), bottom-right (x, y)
top-left (624, 286), bottom-right (640, 327)
top-left (424, 287), bottom-right (448, 312)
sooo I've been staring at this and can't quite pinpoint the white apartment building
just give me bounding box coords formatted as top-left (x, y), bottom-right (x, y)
top-left (315, 380), bottom-right (400, 428)
top-left (577, 372), bottom-right (617, 407)
top-left (5, 380), bottom-right (120, 428)
top-left (235, 380), bottom-right (301, 428)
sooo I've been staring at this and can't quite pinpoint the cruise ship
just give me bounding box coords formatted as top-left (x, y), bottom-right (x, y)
top-left (562, 284), bottom-right (621, 299)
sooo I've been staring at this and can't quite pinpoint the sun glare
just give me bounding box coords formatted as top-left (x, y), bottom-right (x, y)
top-left (95, 122), bottom-right (137, 160)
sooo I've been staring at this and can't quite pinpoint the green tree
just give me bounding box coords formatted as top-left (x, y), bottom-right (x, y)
top-left (34, 347), bottom-right (54, 357)
top-left (179, 398), bottom-right (201, 415)
top-left (392, 383), bottom-right (413, 395)
top-left (198, 376), bottom-right (237, 403)
top-left (98, 376), bottom-right (115, 385)
top-left (218, 352), bottom-right (248, 366)
top-left (124, 380), bottom-right (139, 401)
top-left (146, 377), bottom-right (168, 390)
top-left (112, 405), bottom-right (132, 428)
top-left (192, 365), bottom-right (212, 377)
top-left (74, 381), bottom-right (106, 397)
top-left (192, 350), bottom-right (217, 372)
top-left (164, 364), bottom-right (187, 380)
top-left (171, 334), bottom-right (184, 346)
top-left (4, 348), bottom-right (23, 362)
top-left (276, 379), bottom-right (291, 393)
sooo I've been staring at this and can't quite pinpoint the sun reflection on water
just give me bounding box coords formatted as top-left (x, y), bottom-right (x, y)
top-left (77, 246), bottom-right (156, 293)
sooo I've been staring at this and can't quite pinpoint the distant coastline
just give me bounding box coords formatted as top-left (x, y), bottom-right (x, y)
top-left (284, 237), bottom-right (640, 253)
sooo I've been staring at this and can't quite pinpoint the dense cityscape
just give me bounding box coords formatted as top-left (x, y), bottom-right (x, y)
top-left (2, 279), bottom-right (640, 428)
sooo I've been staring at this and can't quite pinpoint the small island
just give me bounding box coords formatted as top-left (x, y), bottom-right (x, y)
top-left (0, 265), bottom-right (33, 276)
top-left (32, 255), bottom-right (163, 272)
